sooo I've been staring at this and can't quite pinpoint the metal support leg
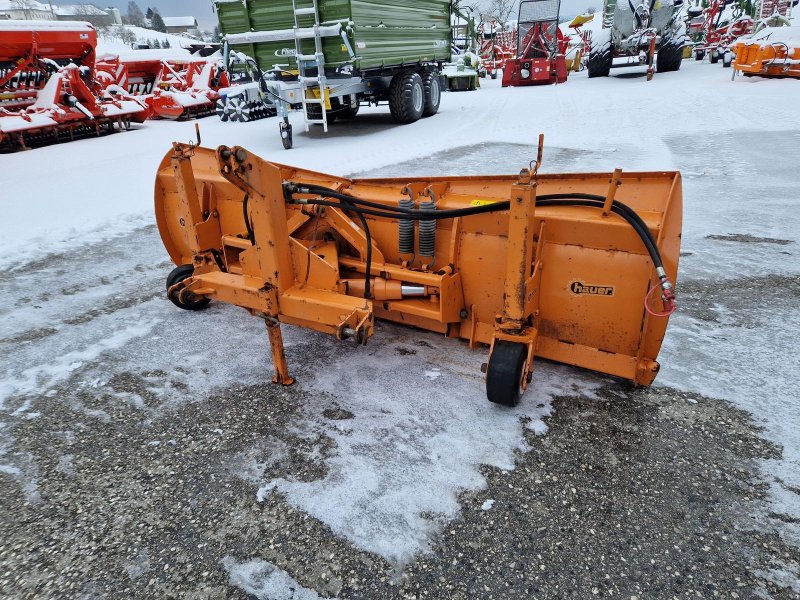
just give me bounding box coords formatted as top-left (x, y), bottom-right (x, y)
top-left (266, 320), bottom-right (294, 385)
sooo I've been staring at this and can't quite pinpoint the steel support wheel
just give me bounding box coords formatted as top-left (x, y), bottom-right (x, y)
top-left (486, 341), bottom-right (528, 407)
top-left (166, 264), bottom-right (211, 311)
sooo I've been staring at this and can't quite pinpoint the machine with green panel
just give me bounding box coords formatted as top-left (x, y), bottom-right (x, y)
top-left (215, 0), bottom-right (451, 73)
top-left (213, 0), bottom-right (453, 149)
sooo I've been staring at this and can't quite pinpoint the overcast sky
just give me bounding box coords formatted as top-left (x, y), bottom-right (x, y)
top-left (102, 0), bottom-right (596, 31)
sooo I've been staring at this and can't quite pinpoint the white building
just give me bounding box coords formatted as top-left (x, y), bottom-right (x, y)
top-left (163, 15), bottom-right (198, 35)
top-left (0, 1), bottom-right (56, 20)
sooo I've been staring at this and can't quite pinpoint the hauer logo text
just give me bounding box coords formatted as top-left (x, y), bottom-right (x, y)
top-left (570, 281), bottom-right (615, 296)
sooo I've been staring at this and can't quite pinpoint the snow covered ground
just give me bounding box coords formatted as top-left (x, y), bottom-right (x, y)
top-left (1, 60), bottom-right (799, 593)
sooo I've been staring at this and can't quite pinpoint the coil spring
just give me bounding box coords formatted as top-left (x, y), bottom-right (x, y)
top-left (398, 197), bottom-right (415, 254)
top-left (418, 199), bottom-right (436, 258)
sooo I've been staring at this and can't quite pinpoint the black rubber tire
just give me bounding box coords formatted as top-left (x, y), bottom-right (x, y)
top-left (710, 51), bottom-right (719, 64)
top-left (694, 48), bottom-right (705, 61)
top-left (421, 70), bottom-right (441, 118)
top-left (388, 71), bottom-right (424, 124)
top-left (657, 25), bottom-right (685, 73)
top-left (281, 122), bottom-right (292, 150)
top-left (486, 341), bottom-right (527, 407)
top-left (166, 264), bottom-right (211, 311)
top-left (587, 28), bottom-right (612, 78)
top-left (306, 102), bottom-right (336, 124)
top-left (722, 51), bottom-right (732, 67)
top-left (339, 95), bottom-right (360, 119)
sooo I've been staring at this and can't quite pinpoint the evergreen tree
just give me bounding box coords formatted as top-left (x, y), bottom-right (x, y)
top-left (145, 7), bottom-right (153, 19)
top-left (151, 12), bottom-right (167, 33)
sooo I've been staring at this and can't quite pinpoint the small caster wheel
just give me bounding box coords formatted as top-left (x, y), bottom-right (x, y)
top-left (486, 341), bottom-right (528, 407)
top-left (166, 264), bottom-right (210, 311)
top-left (280, 120), bottom-right (292, 150)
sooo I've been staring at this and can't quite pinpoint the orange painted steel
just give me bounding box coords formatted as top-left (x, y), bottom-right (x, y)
top-left (155, 141), bottom-right (682, 404)
top-left (732, 33), bottom-right (800, 79)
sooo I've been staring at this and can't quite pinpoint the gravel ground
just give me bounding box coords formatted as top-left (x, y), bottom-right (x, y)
top-left (1, 369), bottom-right (798, 598)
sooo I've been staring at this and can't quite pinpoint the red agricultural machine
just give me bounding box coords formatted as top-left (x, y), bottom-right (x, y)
top-left (96, 53), bottom-right (230, 120)
top-left (478, 21), bottom-right (516, 78)
top-left (502, 0), bottom-right (568, 87)
top-left (0, 20), bottom-right (149, 151)
top-left (686, 0), bottom-right (754, 64)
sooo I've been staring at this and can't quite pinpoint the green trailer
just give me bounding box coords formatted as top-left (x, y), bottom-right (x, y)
top-left (214, 0), bottom-right (453, 148)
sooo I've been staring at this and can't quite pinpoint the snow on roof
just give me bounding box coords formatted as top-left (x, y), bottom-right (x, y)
top-left (162, 16), bottom-right (197, 28)
top-left (52, 4), bottom-right (109, 16)
top-left (0, 19), bottom-right (93, 31)
top-left (0, 0), bottom-right (50, 9)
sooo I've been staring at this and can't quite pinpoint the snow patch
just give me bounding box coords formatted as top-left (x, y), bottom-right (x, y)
top-left (222, 556), bottom-right (321, 600)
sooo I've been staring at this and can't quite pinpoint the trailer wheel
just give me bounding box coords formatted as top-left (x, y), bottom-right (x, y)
top-left (339, 95), bottom-right (360, 119)
top-left (166, 265), bottom-right (211, 311)
top-left (486, 341), bottom-right (528, 407)
top-left (389, 71), bottom-right (424, 124)
top-left (421, 70), bottom-right (441, 118)
top-left (656, 23), bottom-right (685, 73)
top-left (587, 28), bottom-right (612, 78)
top-left (709, 50), bottom-right (719, 64)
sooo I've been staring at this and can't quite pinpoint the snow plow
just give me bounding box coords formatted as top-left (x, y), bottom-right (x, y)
top-left (96, 53), bottom-right (230, 120)
top-left (502, 0), bottom-right (568, 87)
top-left (155, 136), bottom-right (681, 407)
top-left (732, 26), bottom-right (800, 78)
top-left (0, 20), bottom-right (149, 151)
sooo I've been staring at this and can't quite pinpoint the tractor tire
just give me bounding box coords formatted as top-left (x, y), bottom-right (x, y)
top-left (486, 341), bottom-right (527, 407)
top-left (388, 71), bottom-right (424, 124)
top-left (587, 28), bottom-right (612, 78)
top-left (657, 23), bottom-right (685, 73)
top-left (166, 265), bottom-right (211, 311)
top-left (421, 70), bottom-right (441, 118)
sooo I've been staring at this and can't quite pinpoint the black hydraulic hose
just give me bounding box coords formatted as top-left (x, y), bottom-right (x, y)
top-left (242, 193), bottom-right (255, 245)
top-left (286, 185), bottom-right (666, 273)
top-left (336, 197), bottom-right (373, 299)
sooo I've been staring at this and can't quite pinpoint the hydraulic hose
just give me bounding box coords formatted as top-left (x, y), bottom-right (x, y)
top-left (284, 183), bottom-right (675, 313)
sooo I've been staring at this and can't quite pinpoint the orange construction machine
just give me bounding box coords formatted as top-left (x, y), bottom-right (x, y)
top-left (732, 27), bottom-right (800, 79)
top-left (155, 136), bottom-right (681, 407)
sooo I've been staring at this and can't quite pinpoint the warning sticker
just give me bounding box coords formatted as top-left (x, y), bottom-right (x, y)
top-left (470, 199), bottom-right (496, 206)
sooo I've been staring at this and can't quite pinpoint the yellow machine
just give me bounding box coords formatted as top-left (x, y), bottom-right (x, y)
top-left (155, 136), bottom-right (681, 406)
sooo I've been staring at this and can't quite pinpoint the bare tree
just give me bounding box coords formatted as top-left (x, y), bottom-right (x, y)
top-left (126, 1), bottom-right (145, 28)
top-left (483, 0), bottom-right (520, 26)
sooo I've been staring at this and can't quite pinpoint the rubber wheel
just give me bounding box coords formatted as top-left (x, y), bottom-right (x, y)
top-left (486, 341), bottom-right (527, 407)
top-left (694, 48), bottom-right (705, 61)
top-left (388, 71), bottom-right (424, 124)
top-left (722, 51), bottom-right (732, 67)
top-left (587, 28), bottom-right (612, 78)
top-left (421, 70), bottom-right (441, 118)
top-left (710, 51), bottom-right (719, 64)
top-left (657, 24), bottom-right (685, 73)
top-left (166, 264), bottom-right (210, 311)
top-left (339, 95), bottom-right (360, 119)
top-left (491, 71), bottom-right (498, 80)
top-left (281, 121), bottom-right (292, 149)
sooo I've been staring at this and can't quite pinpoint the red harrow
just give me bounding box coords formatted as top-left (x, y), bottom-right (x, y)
top-left (96, 54), bottom-right (230, 120)
top-left (0, 20), bottom-right (149, 151)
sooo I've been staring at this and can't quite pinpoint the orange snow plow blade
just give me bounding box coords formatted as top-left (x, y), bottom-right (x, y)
top-left (155, 138), bottom-right (682, 407)
top-left (732, 27), bottom-right (800, 79)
